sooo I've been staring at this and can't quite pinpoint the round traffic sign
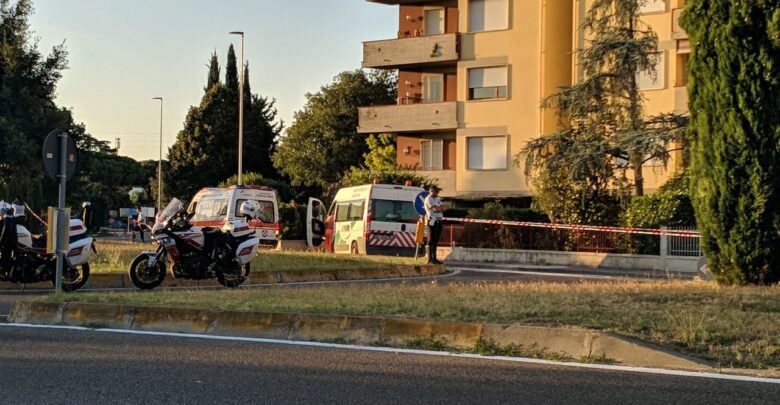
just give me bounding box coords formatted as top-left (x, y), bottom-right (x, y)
top-left (42, 130), bottom-right (77, 181)
top-left (414, 191), bottom-right (430, 215)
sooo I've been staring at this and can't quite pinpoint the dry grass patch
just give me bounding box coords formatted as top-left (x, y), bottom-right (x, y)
top-left (90, 241), bottom-right (419, 273)
top-left (46, 280), bottom-right (780, 370)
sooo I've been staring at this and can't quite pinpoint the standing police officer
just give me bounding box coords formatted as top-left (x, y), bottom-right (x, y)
top-left (424, 186), bottom-right (445, 265)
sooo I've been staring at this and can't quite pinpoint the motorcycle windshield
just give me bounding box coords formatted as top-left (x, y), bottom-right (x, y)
top-left (151, 198), bottom-right (184, 233)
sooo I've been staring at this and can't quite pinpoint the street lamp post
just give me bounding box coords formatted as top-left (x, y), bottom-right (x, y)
top-left (152, 97), bottom-right (163, 213)
top-left (229, 31), bottom-right (245, 186)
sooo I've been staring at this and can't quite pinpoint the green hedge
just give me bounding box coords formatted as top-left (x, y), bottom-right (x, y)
top-left (466, 202), bottom-right (550, 222)
top-left (622, 172), bottom-right (696, 255)
top-left (622, 173), bottom-right (695, 229)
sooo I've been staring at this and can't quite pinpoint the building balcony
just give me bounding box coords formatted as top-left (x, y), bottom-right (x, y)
top-left (362, 33), bottom-right (459, 69)
top-left (420, 170), bottom-right (456, 197)
top-left (358, 101), bottom-right (458, 134)
top-left (672, 8), bottom-right (688, 40)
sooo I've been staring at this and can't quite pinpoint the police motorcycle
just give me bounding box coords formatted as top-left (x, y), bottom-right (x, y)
top-left (128, 198), bottom-right (261, 290)
top-left (0, 202), bottom-right (93, 291)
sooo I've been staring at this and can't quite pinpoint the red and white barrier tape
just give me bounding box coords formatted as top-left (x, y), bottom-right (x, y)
top-left (443, 218), bottom-right (700, 238)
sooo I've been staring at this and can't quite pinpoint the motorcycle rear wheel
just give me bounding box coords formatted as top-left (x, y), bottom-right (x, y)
top-left (55, 263), bottom-right (90, 292)
top-left (217, 263), bottom-right (250, 288)
top-left (129, 255), bottom-right (166, 290)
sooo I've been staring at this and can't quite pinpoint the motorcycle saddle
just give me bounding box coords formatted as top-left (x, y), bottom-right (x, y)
top-left (201, 227), bottom-right (221, 235)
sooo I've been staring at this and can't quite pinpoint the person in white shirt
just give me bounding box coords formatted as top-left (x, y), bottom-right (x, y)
top-left (133, 206), bottom-right (146, 243)
top-left (424, 186), bottom-right (445, 265)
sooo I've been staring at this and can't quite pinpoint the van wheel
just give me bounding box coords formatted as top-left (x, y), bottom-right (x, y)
top-left (350, 241), bottom-right (359, 255)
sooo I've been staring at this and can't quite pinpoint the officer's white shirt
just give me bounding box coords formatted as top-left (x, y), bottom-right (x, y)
top-left (424, 195), bottom-right (444, 221)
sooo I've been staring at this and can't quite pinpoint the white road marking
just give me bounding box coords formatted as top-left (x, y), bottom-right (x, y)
top-left (448, 267), bottom-right (624, 280)
top-left (1, 322), bottom-right (777, 385)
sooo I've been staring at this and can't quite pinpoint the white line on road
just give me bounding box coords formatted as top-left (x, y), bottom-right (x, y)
top-left (1, 322), bottom-right (778, 385)
top-left (448, 267), bottom-right (624, 280)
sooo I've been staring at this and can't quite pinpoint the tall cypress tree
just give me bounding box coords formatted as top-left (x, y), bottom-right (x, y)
top-left (681, 1), bottom-right (780, 285)
top-left (205, 51), bottom-right (220, 91)
top-left (225, 44), bottom-right (238, 95)
top-left (167, 49), bottom-right (282, 198)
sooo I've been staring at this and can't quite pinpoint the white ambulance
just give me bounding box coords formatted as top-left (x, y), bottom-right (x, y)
top-left (187, 185), bottom-right (280, 246)
top-left (307, 184), bottom-right (428, 256)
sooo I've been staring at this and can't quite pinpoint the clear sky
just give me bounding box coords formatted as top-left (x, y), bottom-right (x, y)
top-left (28, 0), bottom-right (397, 161)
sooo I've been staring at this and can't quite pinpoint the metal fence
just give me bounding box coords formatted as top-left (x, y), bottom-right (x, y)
top-left (666, 226), bottom-right (703, 257)
top-left (439, 222), bottom-right (702, 257)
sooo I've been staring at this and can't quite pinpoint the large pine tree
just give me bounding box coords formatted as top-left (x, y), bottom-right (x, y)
top-left (517, 0), bottom-right (686, 225)
top-left (681, 1), bottom-right (780, 285)
top-left (167, 46), bottom-right (281, 198)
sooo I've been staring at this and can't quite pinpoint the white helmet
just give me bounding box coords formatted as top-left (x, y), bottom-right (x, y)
top-left (239, 200), bottom-right (261, 219)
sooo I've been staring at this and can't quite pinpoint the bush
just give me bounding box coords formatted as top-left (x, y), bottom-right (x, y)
top-left (457, 202), bottom-right (550, 250)
top-left (622, 172), bottom-right (696, 254)
top-left (278, 203), bottom-right (308, 240)
top-left (622, 172), bottom-right (695, 229)
top-left (467, 202), bottom-right (549, 222)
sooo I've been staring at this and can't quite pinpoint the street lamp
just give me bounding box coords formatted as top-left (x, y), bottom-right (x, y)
top-left (229, 31), bottom-right (245, 186)
top-left (152, 97), bottom-right (163, 213)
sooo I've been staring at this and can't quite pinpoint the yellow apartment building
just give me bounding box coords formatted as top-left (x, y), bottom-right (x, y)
top-left (358, 0), bottom-right (689, 200)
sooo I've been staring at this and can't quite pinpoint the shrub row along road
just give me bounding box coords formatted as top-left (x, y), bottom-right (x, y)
top-left (0, 325), bottom-right (777, 404)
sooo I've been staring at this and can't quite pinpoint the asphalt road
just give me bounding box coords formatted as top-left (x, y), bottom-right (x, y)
top-left (0, 326), bottom-right (777, 405)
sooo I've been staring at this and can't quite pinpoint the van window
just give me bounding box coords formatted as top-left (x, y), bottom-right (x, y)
top-left (372, 199), bottom-right (419, 223)
top-left (235, 199), bottom-right (275, 222)
top-left (335, 201), bottom-right (364, 222)
top-left (193, 198), bottom-right (228, 221)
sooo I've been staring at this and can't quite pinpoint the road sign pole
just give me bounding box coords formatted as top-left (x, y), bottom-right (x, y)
top-left (55, 132), bottom-right (68, 293)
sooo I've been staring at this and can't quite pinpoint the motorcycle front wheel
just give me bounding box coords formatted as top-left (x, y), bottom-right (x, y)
top-left (217, 263), bottom-right (250, 288)
top-left (56, 263), bottom-right (90, 292)
top-left (128, 255), bottom-right (166, 290)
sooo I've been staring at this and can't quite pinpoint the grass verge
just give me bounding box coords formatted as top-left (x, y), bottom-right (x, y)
top-left (90, 241), bottom-right (419, 274)
top-left (43, 280), bottom-right (780, 370)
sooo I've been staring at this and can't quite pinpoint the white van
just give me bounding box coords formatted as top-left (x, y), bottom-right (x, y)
top-left (307, 184), bottom-right (428, 256)
top-left (187, 185), bottom-right (280, 246)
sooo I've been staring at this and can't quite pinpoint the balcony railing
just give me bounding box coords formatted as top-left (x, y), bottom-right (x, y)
top-left (358, 101), bottom-right (458, 134)
top-left (672, 8), bottom-right (688, 40)
top-left (362, 33), bottom-right (459, 69)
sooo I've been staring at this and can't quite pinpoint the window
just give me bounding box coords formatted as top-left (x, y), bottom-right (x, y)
top-left (640, 0), bottom-right (666, 14)
top-left (335, 201), bottom-right (365, 222)
top-left (193, 198), bottom-right (229, 221)
top-left (468, 0), bottom-right (509, 32)
top-left (467, 136), bottom-right (507, 170)
top-left (424, 8), bottom-right (445, 36)
top-left (420, 139), bottom-right (443, 170)
top-left (422, 74), bottom-right (444, 103)
top-left (235, 199), bottom-right (275, 223)
top-left (468, 66), bottom-right (508, 100)
top-left (676, 53), bottom-right (689, 87)
top-left (372, 200), bottom-right (419, 223)
top-left (637, 52), bottom-right (665, 90)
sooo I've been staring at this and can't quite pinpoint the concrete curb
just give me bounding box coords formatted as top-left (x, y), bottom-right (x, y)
top-left (0, 265), bottom-right (445, 291)
top-left (9, 301), bottom-right (711, 372)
